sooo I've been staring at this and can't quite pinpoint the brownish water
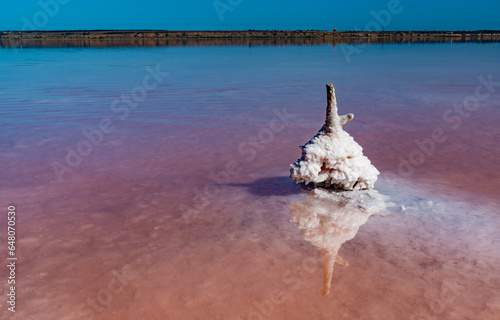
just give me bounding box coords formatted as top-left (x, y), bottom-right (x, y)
top-left (0, 42), bottom-right (499, 319)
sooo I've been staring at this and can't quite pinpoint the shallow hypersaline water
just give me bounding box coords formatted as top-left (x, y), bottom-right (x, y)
top-left (1, 42), bottom-right (499, 319)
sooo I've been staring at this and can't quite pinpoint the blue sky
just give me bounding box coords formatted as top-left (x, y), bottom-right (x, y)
top-left (2, 0), bottom-right (499, 31)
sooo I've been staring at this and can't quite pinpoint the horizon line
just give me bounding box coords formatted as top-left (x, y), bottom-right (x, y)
top-left (3, 29), bottom-right (500, 33)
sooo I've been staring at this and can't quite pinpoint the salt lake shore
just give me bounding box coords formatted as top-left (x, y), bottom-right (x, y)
top-left (1, 30), bottom-right (499, 47)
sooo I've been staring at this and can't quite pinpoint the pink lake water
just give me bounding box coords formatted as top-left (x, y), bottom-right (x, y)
top-left (1, 42), bottom-right (500, 320)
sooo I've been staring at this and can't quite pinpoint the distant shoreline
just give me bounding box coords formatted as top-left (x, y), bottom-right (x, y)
top-left (3, 30), bottom-right (500, 39)
top-left (2, 30), bottom-right (499, 48)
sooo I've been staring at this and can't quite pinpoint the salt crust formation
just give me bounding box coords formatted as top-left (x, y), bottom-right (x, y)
top-left (290, 84), bottom-right (379, 190)
top-left (289, 84), bottom-right (388, 296)
top-left (290, 188), bottom-right (389, 296)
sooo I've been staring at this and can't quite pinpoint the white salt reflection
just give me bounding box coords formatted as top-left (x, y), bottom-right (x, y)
top-left (290, 188), bottom-right (390, 296)
top-left (288, 175), bottom-right (500, 318)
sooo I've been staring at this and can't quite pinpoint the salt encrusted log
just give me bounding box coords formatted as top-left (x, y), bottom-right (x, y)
top-left (290, 84), bottom-right (379, 190)
top-left (324, 83), bottom-right (354, 132)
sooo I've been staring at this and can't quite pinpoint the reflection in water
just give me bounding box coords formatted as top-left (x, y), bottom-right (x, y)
top-left (290, 188), bottom-right (389, 296)
top-left (2, 36), bottom-right (500, 48)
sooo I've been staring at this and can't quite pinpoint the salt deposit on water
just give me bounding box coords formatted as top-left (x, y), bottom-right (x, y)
top-left (290, 84), bottom-right (379, 190)
top-left (289, 83), bottom-right (390, 297)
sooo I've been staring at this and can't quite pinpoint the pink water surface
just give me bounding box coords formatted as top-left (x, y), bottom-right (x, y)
top-left (1, 42), bottom-right (500, 319)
